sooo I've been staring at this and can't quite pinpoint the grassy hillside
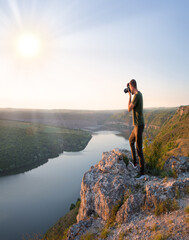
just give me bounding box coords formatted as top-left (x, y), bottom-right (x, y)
top-left (143, 106), bottom-right (189, 175)
top-left (155, 106), bottom-right (189, 157)
top-left (0, 120), bottom-right (91, 176)
top-left (143, 108), bottom-right (176, 139)
top-left (105, 107), bottom-right (177, 139)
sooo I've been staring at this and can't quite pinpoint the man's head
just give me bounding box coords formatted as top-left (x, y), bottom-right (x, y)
top-left (129, 79), bottom-right (137, 94)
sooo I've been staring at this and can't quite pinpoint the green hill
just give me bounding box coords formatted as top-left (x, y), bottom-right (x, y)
top-left (105, 107), bottom-right (177, 139)
top-left (155, 106), bottom-right (189, 157)
top-left (0, 120), bottom-right (91, 176)
top-left (143, 105), bottom-right (189, 174)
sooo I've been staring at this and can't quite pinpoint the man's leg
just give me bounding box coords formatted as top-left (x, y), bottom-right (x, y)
top-left (136, 125), bottom-right (145, 174)
top-left (129, 127), bottom-right (137, 165)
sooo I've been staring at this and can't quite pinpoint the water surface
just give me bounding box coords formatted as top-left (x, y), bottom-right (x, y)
top-left (0, 131), bottom-right (129, 240)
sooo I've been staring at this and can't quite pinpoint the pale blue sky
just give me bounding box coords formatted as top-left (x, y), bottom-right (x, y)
top-left (0, 0), bottom-right (188, 109)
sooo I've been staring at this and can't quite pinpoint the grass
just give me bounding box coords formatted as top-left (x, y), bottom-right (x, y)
top-left (175, 186), bottom-right (180, 199)
top-left (99, 227), bottom-right (110, 239)
top-left (151, 232), bottom-right (169, 240)
top-left (151, 223), bottom-right (159, 231)
top-left (154, 198), bottom-right (179, 216)
top-left (143, 106), bottom-right (189, 176)
top-left (123, 189), bottom-right (132, 202)
top-left (184, 205), bottom-right (189, 214)
top-left (184, 186), bottom-right (189, 195)
top-left (106, 199), bottom-right (124, 228)
top-left (163, 176), bottom-right (168, 183)
top-left (185, 216), bottom-right (189, 225)
top-left (146, 223), bottom-right (159, 232)
top-left (80, 232), bottom-right (96, 240)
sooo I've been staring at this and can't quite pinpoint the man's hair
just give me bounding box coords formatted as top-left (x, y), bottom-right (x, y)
top-left (130, 79), bottom-right (137, 89)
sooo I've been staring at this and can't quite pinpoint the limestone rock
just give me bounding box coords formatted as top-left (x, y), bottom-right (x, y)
top-left (66, 149), bottom-right (189, 240)
top-left (145, 177), bottom-right (189, 208)
top-left (116, 191), bottom-right (145, 223)
top-left (77, 149), bottom-right (136, 222)
top-left (66, 217), bottom-right (94, 240)
top-left (163, 155), bottom-right (189, 175)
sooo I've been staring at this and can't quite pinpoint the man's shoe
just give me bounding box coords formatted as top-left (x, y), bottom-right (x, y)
top-left (130, 161), bottom-right (137, 169)
top-left (135, 172), bottom-right (144, 178)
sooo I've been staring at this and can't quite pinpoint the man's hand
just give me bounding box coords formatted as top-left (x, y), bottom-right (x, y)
top-left (128, 92), bottom-right (134, 112)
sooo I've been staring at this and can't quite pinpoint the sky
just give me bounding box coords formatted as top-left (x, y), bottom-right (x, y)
top-left (0, 0), bottom-right (188, 110)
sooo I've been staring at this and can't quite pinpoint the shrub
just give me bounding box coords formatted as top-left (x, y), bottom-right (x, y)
top-left (165, 141), bottom-right (178, 152)
top-left (167, 169), bottom-right (178, 178)
top-left (69, 203), bottom-right (75, 210)
top-left (121, 153), bottom-right (129, 166)
top-left (143, 138), bottom-right (164, 175)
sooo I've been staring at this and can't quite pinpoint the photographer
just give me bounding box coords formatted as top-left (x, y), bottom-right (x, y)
top-left (126, 79), bottom-right (145, 177)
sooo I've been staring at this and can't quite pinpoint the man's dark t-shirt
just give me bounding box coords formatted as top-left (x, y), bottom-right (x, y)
top-left (131, 91), bottom-right (144, 126)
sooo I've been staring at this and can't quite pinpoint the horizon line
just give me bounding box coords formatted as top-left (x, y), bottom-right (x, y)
top-left (0, 106), bottom-right (186, 112)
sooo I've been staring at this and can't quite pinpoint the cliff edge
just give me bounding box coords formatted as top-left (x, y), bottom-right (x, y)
top-left (66, 149), bottom-right (189, 240)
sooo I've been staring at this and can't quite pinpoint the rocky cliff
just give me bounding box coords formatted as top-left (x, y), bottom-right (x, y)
top-left (66, 149), bottom-right (189, 240)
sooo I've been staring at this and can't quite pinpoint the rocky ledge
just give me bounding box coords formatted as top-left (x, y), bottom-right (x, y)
top-left (66, 149), bottom-right (189, 240)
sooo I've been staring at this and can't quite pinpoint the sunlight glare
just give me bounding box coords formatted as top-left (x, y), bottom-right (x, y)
top-left (16, 33), bottom-right (41, 57)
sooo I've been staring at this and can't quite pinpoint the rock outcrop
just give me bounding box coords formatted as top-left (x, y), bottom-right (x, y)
top-left (66, 149), bottom-right (189, 240)
top-left (77, 149), bottom-right (135, 222)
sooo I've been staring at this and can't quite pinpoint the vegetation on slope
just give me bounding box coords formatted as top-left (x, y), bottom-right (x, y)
top-left (0, 120), bottom-right (91, 176)
top-left (143, 108), bottom-right (176, 139)
top-left (143, 106), bottom-right (189, 175)
top-left (43, 199), bottom-right (81, 240)
top-left (105, 107), bottom-right (177, 139)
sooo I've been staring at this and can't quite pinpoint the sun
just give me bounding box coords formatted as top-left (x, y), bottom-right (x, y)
top-left (16, 33), bottom-right (41, 58)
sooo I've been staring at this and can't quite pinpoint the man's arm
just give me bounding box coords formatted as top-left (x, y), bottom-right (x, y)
top-left (128, 92), bottom-right (135, 112)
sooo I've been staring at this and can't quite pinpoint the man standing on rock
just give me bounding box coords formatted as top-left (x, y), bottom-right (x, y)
top-left (127, 79), bottom-right (145, 177)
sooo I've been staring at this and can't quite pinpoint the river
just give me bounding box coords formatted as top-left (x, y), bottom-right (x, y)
top-left (0, 131), bottom-right (130, 240)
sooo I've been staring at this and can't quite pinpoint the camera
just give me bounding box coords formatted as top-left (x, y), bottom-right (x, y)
top-left (124, 83), bottom-right (130, 94)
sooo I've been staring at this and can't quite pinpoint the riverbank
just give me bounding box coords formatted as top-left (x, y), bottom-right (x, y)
top-left (0, 120), bottom-right (92, 176)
